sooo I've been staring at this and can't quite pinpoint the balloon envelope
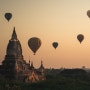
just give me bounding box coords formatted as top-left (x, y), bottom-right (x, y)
top-left (28, 37), bottom-right (41, 55)
top-left (5, 13), bottom-right (12, 21)
top-left (87, 10), bottom-right (90, 18)
top-left (52, 42), bottom-right (58, 49)
top-left (77, 34), bottom-right (84, 44)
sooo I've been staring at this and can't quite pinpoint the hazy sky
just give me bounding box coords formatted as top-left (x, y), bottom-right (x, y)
top-left (0, 0), bottom-right (90, 68)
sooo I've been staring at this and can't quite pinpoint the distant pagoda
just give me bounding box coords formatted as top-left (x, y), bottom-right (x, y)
top-left (0, 27), bottom-right (45, 82)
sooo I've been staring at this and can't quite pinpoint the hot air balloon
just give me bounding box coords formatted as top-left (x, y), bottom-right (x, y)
top-left (52, 42), bottom-right (58, 49)
top-left (87, 10), bottom-right (90, 18)
top-left (28, 37), bottom-right (41, 55)
top-left (77, 34), bottom-right (84, 44)
top-left (5, 13), bottom-right (12, 21)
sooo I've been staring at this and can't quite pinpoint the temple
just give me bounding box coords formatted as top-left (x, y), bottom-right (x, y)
top-left (0, 27), bottom-right (45, 83)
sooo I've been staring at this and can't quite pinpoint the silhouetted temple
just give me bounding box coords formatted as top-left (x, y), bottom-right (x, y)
top-left (0, 27), bottom-right (45, 83)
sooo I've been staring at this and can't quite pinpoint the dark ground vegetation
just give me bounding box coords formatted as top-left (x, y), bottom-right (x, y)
top-left (1, 69), bottom-right (90, 90)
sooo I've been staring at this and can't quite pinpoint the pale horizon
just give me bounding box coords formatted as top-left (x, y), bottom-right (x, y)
top-left (0, 0), bottom-right (90, 69)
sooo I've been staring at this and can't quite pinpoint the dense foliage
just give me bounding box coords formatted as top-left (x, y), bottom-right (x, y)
top-left (0, 69), bottom-right (90, 90)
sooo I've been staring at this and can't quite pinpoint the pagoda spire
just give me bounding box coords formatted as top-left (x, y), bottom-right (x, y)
top-left (29, 56), bottom-right (31, 66)
top-left (11, 27), bottom-right (17, 40)
top-left (41, 60), bottom-right (43, 67)
top-left (30, 61), bottom-right (35, 70)
top-left (40, 58), bottom-right (44, 68)
top-left (31, 61), bottom-right (33, 67)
